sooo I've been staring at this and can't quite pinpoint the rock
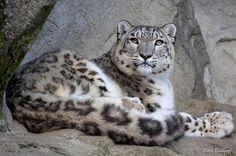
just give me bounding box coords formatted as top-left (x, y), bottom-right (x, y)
top-left (0, 125), bottom-right (96, 156)
top-left (174, 0), bottom-right (210, 100)
top-left (0, 0), bottom-right (57, 100)
top-left (3, 0), bottom-right (57, 42)
top-left (23, 0), bottom-right (178, 61)
top-left (1, 99), bottom-right (235, 156)
top-left (174, 0), bottom-right (236, 106)
top-left (191, 0), bottom-right (236, 106)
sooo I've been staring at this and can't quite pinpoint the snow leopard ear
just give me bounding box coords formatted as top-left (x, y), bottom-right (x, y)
top-left (161, 23), bottom-right (176, 44)
top-left (117, 20), bottom-right (132, 40)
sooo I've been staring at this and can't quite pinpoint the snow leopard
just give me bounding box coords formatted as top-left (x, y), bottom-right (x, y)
top-left (5, 20), bottom-right (234, 146)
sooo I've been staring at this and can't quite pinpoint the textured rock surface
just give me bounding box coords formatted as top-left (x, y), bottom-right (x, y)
top-left (23, 0), bottom-right (178, 60)
top-left (1, 99), bottom-right (236, 156)
top-left (3, 0), bottom-right (56, 42)
top-left (174, 0), bottom-right (210, 100)
top-left (191, 0), bottom-right (236, 106)
top-left (0, 0), bottom-right (57, 101)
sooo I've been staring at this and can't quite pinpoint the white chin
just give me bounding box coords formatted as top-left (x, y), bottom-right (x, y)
top-left (137, 65), bottom-right (152, 75)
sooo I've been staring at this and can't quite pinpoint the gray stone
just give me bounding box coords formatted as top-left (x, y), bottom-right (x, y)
top-left (191, 0), bottom-right (236, 106)
top-left (0, 124), bottom-right (96, 156)
top-left (174, 0), bottom-right (210, 100)
top-left (23, 0), bottom-right (177, 62)
top-left (171, 37), bottom-right (195, 101)
top-left (3, 0), bottom-right (57, 42)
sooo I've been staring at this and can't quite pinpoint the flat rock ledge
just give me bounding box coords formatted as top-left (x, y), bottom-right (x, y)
top-left (0, 99), bottom-right (235, 156)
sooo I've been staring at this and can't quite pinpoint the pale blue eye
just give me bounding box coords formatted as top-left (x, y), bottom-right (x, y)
top-left (155, 40), bottom-right (164, 46)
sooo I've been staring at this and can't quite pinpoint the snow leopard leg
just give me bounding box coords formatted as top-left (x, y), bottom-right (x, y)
top-left (180, 112), bottom-right (234, 138)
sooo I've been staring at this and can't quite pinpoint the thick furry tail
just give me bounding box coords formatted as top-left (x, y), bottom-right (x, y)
top-left (11, 96), bottom-right (185, 146)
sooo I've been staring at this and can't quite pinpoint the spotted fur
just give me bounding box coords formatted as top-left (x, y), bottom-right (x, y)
top-left (5, 21), bottom-right (234, 146)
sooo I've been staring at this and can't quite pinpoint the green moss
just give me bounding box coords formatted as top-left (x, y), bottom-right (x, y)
top-left (0, 5), bottom-right (54, 103)
top-left (0, 0), bottom-right (7, 118)
top-left (0, 0), bottom-right (7, 52)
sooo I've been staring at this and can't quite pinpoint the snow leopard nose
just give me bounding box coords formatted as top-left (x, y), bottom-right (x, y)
top-left (139, 54), bottom-right (152, 61)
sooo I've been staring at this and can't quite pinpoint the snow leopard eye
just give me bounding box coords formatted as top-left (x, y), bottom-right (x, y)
top-left (129, 38), bottom-right (139, 44)
top-left (155, 40), bottom-right (164, 46)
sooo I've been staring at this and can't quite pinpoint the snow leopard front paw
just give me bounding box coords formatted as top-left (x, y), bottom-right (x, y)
top-left (201, 111), bottom-right (234, 138)
top-left (121, 97), bottom-right (146, 112)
